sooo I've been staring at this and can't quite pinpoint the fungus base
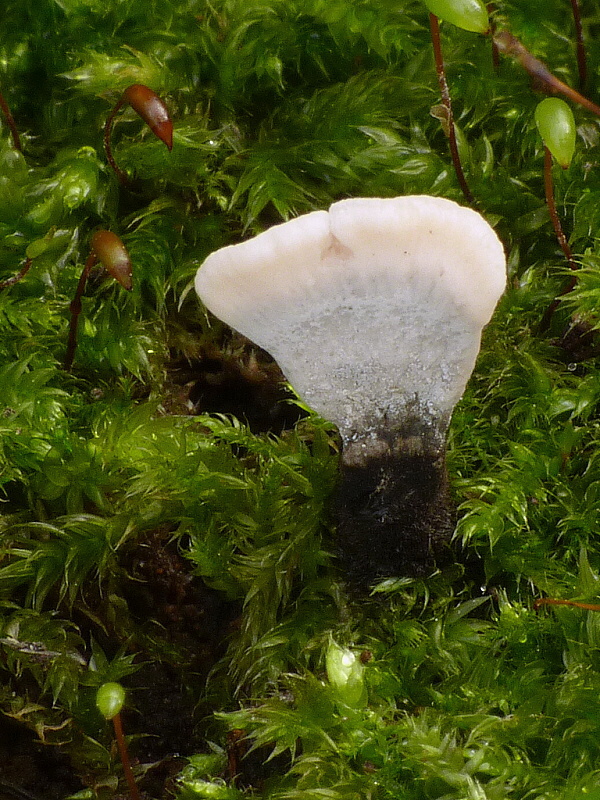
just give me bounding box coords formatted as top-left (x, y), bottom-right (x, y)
top-left (335, 420), bottom-right (455, 587)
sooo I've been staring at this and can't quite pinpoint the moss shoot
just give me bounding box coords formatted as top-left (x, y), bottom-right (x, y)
top-left (2, 1), bottom-right (600, 798)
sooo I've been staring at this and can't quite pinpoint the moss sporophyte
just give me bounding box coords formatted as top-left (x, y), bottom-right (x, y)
top-left (64, 231), bottom-right (133, 371)
top-left (96, 682), bottom-right (142, 800)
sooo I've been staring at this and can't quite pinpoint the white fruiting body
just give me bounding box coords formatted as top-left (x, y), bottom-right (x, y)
top-left (195, 195), bottom-right (506, 447)
top-left (195, 195), bottom-right (506, 584)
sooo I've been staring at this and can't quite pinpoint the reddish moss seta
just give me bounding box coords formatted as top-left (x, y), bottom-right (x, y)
top-left (0, 89), bottom-right (22, 152)
top-left (487, 3), bottom-right (499, 70)
top-left (538, 147), bottom-right (578, 331)
top-left (534, 597), bottom-right (600, 612)
top-left (0, 257), bottom-right (33, 290)
top-left (63, 251), bottom-right (97, 371)
top-left (569, 0), bottom-right (587, 91)
top-left (111, 712), bottom-right (142, 800)
top-left (493, 31), bottom-right (600, 118)
top-left (429, 13), bottom-right (475, 205)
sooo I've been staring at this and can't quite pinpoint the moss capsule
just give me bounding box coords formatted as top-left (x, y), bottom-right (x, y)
top-left (123, 84), bottom-right (173, 151)
top-left (325, 640), bottom-right (366, 707)
top-left (90, 230), bottom-right (133, 291)
top-left (535, 97), bottom-right (576, 168)
top-left (96, 682), bottom-right (126, 720)
top-left (423, 0), bottom-right (489, 33)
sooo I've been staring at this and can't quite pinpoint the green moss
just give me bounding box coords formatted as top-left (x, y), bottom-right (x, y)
top-left (2, 0), bottom-right (600, 797)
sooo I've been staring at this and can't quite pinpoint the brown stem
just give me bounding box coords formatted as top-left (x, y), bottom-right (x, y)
top-left (487, 4), bottom-right (499, 71)
top-left (429, 13), bottom-right (475, 205)
top-left (494, 30), bottom-right (600, 118)
top-left (534, 597), bottom-right (600, 612)
top-left (103, 94), bottom-right (130, 186)
top-left (544, 148), bottom-right (577, 272)
top-left (0, 90), bottom-right (22, 152)
top-left (570, 0), bottom-right (587, 91)
top-left (539, 147), bottom-right (578, 330)
top-left (0, 258), bottom-right (32, 290)
top-left (226, 729), bottom-right (247, 783)
top-left (63, 252), bottom-right (97, 371)
top-left (112, 712), bottom-right (142, 800)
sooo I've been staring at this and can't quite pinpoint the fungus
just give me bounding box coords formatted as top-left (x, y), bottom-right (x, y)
top-left (195, 196), bottom-right (506, 586)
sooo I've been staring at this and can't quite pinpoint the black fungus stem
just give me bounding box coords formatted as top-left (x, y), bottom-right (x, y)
top-left (63, 252), bottom-right (97, 371)
top-left (103, 94), bottom-right (130, 186)
top-left (570, 0), bottom-right (587, 91)
top-left (428, 13), bottom-right (475, 205)
top-left (0, 90), bottom-right (22, 152)
top-left (0, 258), bottom-right (32, 290)
top-left (539, 147), bottom-right (578, 331)
top-left (336, 419), bottom-right (455, 589)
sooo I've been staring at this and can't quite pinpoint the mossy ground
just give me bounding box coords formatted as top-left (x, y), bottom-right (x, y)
top-left (2, 1), bottom-right (600, 798)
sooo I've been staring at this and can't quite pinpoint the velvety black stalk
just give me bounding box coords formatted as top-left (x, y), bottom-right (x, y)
top-left (103, 94), bottom-right (130, 185)
top-left (0, 90), bottom-right (22, 151)
top-left (570, 0), bottom-right (587, 91)
top-left (112, 712), bottom-right (142, 800)
top-left (0, 257), bottom-right (32, 290)
top-left (335, 421), bottom-right (455, 589)
top-left (539, 146), bottom-right (578, 331)
top-left (429, 13), bottom-right (475, 205)
top-left (63, 252), bottom-right (97, 371)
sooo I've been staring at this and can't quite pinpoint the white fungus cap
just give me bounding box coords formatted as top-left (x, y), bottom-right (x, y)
top-left (195, 196), bottom-right (506, 442)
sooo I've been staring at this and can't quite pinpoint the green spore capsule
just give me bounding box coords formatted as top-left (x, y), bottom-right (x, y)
top-left (25, 238), bottom-right (50, 259)
top-left (423, 0), bottom-right (489, 33)
top-left (535, 98), bottom-right (576, 168)
top-left (325, 640), bottom-right (366, 707)
top-left (96, 682), bottom-right (126, 720)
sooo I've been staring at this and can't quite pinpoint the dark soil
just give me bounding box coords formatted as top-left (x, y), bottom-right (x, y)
top-left (165, 338), bottom-right (306, 434)
top-left (0, 716), bottom-right (83, 800)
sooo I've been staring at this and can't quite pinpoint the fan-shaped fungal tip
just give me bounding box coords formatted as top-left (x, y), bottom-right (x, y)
top-left (196, 195), bottom-right (505, 437)
top-left (195, 195), bottom-right (506, 584)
